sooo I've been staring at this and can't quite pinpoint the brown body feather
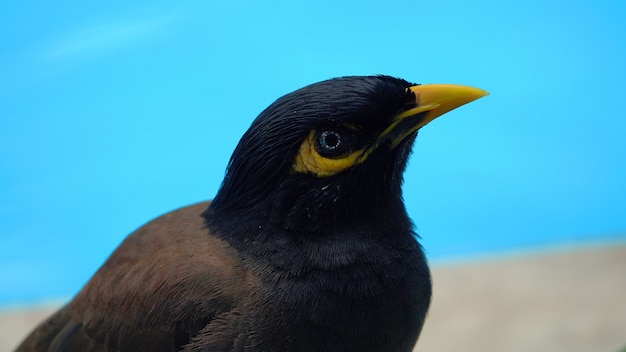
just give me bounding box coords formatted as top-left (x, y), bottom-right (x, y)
top-left (17, 202), bottom-right (254, 351)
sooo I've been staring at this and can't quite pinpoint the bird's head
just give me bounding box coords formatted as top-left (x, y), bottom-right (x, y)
top-left (208, 76), bottom-right (487, 233)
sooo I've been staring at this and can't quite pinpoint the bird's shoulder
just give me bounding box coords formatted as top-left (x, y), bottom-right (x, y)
top-left (77, 201), bottom-right (251, 310)
top-left (17, 201), bottom-right (256, 351)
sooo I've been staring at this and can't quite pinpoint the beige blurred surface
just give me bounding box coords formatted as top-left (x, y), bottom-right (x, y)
top-left (2, 243), bottom-right (625, 352)
top-left (417, 243), bottom-right (626, 352)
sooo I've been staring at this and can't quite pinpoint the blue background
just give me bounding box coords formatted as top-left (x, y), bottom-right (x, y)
top-left (1, 0), bottom-right (625, 305)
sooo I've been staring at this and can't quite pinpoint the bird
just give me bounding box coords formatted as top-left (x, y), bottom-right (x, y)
top-left (16, 75), bottom-right (487, 352)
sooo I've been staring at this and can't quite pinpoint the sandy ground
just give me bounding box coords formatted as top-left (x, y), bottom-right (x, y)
top-left (2, 243), bottom-right (625, 352)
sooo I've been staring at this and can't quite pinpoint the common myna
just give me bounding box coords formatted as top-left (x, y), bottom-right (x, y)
top-left (17, 75), bottom-right (487, 351)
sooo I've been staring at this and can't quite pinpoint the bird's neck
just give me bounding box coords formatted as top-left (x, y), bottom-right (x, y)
top-left (204, 188), bottom-right (413, 254)
top-left (203, 202), bottom-right (430, 352)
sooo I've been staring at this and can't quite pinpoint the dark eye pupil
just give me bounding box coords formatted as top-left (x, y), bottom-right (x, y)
top-left (320, 130), bottom-right (341, 150)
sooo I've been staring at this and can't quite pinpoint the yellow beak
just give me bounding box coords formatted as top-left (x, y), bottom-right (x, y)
top-left (384, 84), bottom-right (489, 147)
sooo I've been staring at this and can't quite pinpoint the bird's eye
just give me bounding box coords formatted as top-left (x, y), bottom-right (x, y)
top-left (315, 128), bottom-right (353, 158)
top-left (319, 130), bottom-right (341, 151)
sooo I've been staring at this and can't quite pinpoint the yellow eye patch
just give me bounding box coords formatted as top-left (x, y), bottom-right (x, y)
top-left (292, 130), bottom-right (366, 177)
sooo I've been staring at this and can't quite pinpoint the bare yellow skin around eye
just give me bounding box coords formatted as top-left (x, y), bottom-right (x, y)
top-left (292, 130), bottom-right (365, 177)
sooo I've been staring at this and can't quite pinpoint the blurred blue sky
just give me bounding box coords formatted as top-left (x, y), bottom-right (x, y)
top-left (1, 0), bottom-right (625, 305)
